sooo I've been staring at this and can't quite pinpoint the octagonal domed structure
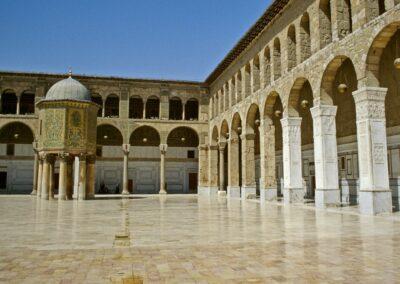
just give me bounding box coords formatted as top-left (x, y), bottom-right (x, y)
top-left (45, 76), bottom-right (91, 102)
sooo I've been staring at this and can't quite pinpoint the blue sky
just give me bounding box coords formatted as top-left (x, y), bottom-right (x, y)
top-left (0, 0), bottom-right (271, 81)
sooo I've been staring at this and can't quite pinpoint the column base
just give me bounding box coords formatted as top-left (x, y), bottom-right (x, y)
top-left (283, 188), bottom-right (304, 204)
top-left (159, 190), bottom-right (167, 195)
top-left (218, 190), bottom-right (227, 197)
top-left (86, 194), bottom-right (95, 200)
top-left (197, 186), bottom-right (218, 197)
top-left (359, 190), bottom-right (392, 215)
top-left (315, 189), bottom-right (340, 209)
top-left (121, 191), bottom-right (130, 195)
top-left (260, 187), bottom-right (277, 201)
top-left (30, 190), bottom-right (37, 196)
top-left (58, 195), bottom-right (68, 201)
top-left (241, 186), bottom-right (256, 200)
top-left (227, 186), bottom-right (241, 198)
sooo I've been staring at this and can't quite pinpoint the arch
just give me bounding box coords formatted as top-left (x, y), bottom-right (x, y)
top-left (129, 95), bottom-right (144, 119)
top-left (319, 0), bottom-right (332, 49)
top-left (96, 124), bottom-right (123, 146)
top-left (185, 98), bottom-right (199, 121)
top-left (91, 93), bottom-right (103, 117)
top-left (167, 126), bottom-right (199, 147)
top-left (273, 38), bottom-right (282, 80)
top-left (0, 122), bottom-right (34, 144)
top-left (20, 91), bottom-right (35, 115)
top-left (145, 96), bottom-right (160, 119)
top-left (300, 13), bottom-right (311, 62)
top-left (287, 77), bottom-right (314, 117)
top-left (1, 90), bottom-right (17, 114)
top-left (130, 126), bottom-right (160, 146)
top-left (366, 22), bottom-right (400, 87)
top-left (263, 92), bottom-right (283, 151)
top-left (263, 46), bottom-right (272, 86)
top-left (169, 96), bottom-right (183, 120)
top-left (287, 25), bottom-right (297, 71)
top-left (236, 71), bottom-right (243, 103)
top-left (336, 0), bottom-right (352, 39)
top-left (104, 94), bottom-right (119, 118)
top-left (220, 120), bottom-right (229, 142)
top-left (244, 63), bottom-right (251, 97)
top-left (231, 112), bottom-right (242, 138)
top-left (230, 77), bottom-right (236, 106)
top-left (245, 103), bottom-right (261, 134)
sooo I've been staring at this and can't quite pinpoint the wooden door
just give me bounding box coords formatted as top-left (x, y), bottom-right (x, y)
top-left (188, 173), bottom-right (198, 193)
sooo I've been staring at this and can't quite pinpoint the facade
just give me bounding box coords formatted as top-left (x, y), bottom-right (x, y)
top-left (0, 0), bottom-right (399, 215)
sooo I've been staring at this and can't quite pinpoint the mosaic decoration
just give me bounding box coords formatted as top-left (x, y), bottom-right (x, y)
top-left (43, 109), bottom-right (65, 148)
top-left (66, 108), bottom-right (86, 149)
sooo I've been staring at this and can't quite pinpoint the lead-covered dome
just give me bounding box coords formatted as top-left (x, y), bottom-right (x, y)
top-left (45, 76), bottom-right (91, 102)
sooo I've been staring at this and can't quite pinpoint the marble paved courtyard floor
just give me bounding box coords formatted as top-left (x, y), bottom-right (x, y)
top-left (0, 195), bottom-right (399, 283)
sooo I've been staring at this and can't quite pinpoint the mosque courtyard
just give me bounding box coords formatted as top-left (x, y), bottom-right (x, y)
top-left (0, 195), bottom-right (399, 283)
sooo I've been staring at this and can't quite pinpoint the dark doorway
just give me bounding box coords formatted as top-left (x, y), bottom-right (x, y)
top-left (0, 172), bottom-right (6, 189)
top-left (188, 173), bottom-right (198, 193)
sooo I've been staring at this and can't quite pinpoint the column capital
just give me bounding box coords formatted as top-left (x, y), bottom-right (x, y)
top-left (240, 133), bottom-right (255, 141)
top-left (218, 142), bottom-right (226, 151)
top-left (228, 137), bottom-right (240, 144)
top-left (159, 143), bottom-right (168, 154)
top-left (122, 143), bottom-right (130, 155)
top-left (353, 87), bottom-right (387, 120)
top-left (79, 153), bottom-right (87, 162)
top-left (310, 104), bottom-right (337, 118)
top-left (198, 144), bottom-right (209, 151)
top-left (208, 145), bottom-right (218, 151)
top-left (32, 141), bottom-right (39, 153)
top-left (58, 152), bottom-right (70, 161)
top-left (87, 155), bottom-right (96, 164)
top-left (280, 117), bottom-right (302, 127)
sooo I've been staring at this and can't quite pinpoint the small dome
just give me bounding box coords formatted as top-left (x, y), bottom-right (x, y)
top-left (45, 77), bottom-right (91, 102)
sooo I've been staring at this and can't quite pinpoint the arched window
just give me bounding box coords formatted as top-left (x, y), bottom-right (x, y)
top-left (145, 96), bottom-right (160, 119)
top-left (300, 13), bottom-right (311, 62)
top-left (20, 92), bottom-right (35, 115)
top-left (91, 94), bottom-right (103, 117)
top-left (104, 94), bottom-right (119, 118)
top-left (287, 25), bottom-right (297, 71)
top-left (185, 98), bottom-right (199, 121)
top-left (169, 97), bottom-right (182, 120)
top-left (273, 38), bottom-right (282, 80)
top-left (319, 0), bottom-right (332, 49)
top-left (1, 90), bottom-right (17, 114)
top-left (244, 63), bottom-right (251, 97)
top-left (252, 55), bottom-right (261, 92)
top-left (378, 0), bottom-right (386, 15)
top-left (236, 72), bottom-right (242, 103)
top-left (129, 96), bottom-right (143, 119)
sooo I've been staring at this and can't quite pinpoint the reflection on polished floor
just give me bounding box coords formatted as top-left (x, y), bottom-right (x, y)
top-left (0, 195), bottom-right (399, 283)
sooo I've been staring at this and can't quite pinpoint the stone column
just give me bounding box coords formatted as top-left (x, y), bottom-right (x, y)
top-left (240, 133), bottom-right (256, 199)
top-left (206, 145), bottom-right (219, 196)
top-left (122, 144), bottom-right (130, 195)
top-left (16, 95), bottom-right (21, 115)
top-left (102, 100), bottom-right (106, 117)
top-left (311, 105), bottom-right (340, 208)
top-left (49, 156), bottom-right (55, 200)
top-left (182, 102), bottom-right (186, 120)
top-left (227, 137), bottom-right (241, 198)
top-left (159, 144), bottom-right (168, 194)
top-left (353, 87), bottom-right (392, 215)
top-left (218, 142), bottom-right (226, 196)
top-left (197, 144), bottom-right (209, 195)
top-left (31, 144), bottom-right (39, 195)
top-left (66, 158), bottom-right (73, 200)
top-left (143, 99), bottom-right (147, 119)
top-left (41, 154), bottom-right (50, 200)
top-left (281, 117), bottom-right (304, 204)
top-left (86, 156), bottom-right (96, 199)
top-left (78, 155), bottom-right (87, 200)
top-left (73, 157), bottom-right (79, 198)
top-left (58, 153), bottom-right (68, 201)
top-left (36, 155), bottom-right (43, 198)
top-left (259, 118), bottom-right (277, 201)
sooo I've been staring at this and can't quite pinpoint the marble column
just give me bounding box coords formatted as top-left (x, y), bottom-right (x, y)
top-left (86, 156), bottom-right (96, 199)
top-left (122, 144), bottom-right (130, 195)
top-left (159, 144), bottom-right (168, 194)
top-left (73, 157), bottom-right (79, 198)
top-left (78, 155), bottom-right (87, 200)
top-left (206, 145), bottom-right (219, 196)
top-left (197, 144), bottom-right (209, 195)
top-left (218, 142), bottom-right (227, 196)
top-left (36, 155), bottom-right (43, 198)
top-left (41, 154), bottom-right (50, 200)
top-left (58, 153), bottom-right (68, 201)
top-left (259, 118), bottom-right (277, 201)
top-left (102, 100), bottom-right (106, 117)
top-left (66, 158), bottom-right (73, 200)
top-left (16, 95), bottom-right (21, 115)
top-left (182, 102), bottom-right (186, 120)
top-left (49, 156), bottom-right (55, 200)
top-left (311, 105), bottom-right (340, 208)
top-left (143, 100), bottom-right (147, 119)
top-left (31, 146), bottom-right (39, 195)
top-left (353, 87), bottom-right (392, 215)
top-left (240, 133), bottom-right (256, 199)
top-left (227, 137), bottom-right (241, 198)
top-left (281, 117), bottom-right (304, 204)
